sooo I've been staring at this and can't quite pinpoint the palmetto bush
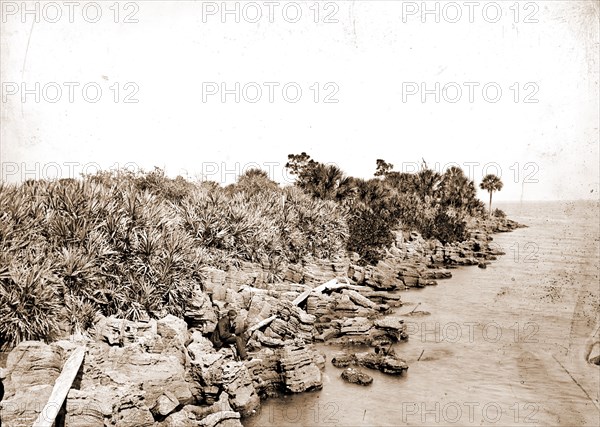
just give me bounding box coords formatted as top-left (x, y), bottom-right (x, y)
top-left (0, 168), bottom-right (350, 346)
top-left (280, 186), bottom-right (348, 261)
top-left (0, 254), bottom-right (63, 348)
top-left (180, 174), bottom-right (348, 268)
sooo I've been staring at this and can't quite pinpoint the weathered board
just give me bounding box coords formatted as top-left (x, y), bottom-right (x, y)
top-left (32, 346), bottom-right (86, 427)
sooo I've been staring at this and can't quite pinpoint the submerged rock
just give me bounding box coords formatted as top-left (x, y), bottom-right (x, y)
top-left (331, 354), bottom-right (357, 368)
top-left (332, 350), bottom-right (408, 376)
top-left (356, 352), bottom-right (409, 375)
top-left (341, 367), bottom-right (373, 386)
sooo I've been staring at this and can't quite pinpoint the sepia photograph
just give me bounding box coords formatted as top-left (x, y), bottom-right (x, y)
top-left (0, 1), bottom-right (599, 426)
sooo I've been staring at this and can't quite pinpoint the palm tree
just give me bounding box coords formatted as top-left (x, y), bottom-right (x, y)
top-left (479, 174), bottom-right (503, 216)
top-left (439, 166), bottom-right (477, 210)
top-left (302, 163), bottom-right (354, 201)
top-left (414, 169), bottom-right (442, 199)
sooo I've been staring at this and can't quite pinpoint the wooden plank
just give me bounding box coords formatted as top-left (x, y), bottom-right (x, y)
top-left (239, 285), bottom-right (269, 294)
top-left (32, 346), bottom-right (86, 427)
top-left (292, 289), bottom-right (313, 306)
top-left (326, 282), bottom-right (349, 291)
top-left (292, 279), bottom-right (340, 306)
top-left (291, 278), bottom-right (358, 306)
top-left (346, 284), bottom-right (369, 291)
top-left (311, 278), bottom-right (339, 294)
top-left (247, 315), bottom-right (277, 333)
top-left (249, 278), bottom-right (353, 332)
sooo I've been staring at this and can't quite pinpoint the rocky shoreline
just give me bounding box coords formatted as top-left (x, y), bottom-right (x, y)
top-left (0, 217), bottom-right (523, 426)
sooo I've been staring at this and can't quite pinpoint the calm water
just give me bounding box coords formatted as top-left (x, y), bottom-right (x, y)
top-left (246, 201), bottom-right (600, 427)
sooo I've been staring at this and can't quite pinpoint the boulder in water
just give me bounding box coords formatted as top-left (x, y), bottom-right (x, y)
top-left (341, 367), bottom-right (373, 386)
top-left (355, 351), bottom-right (409, 375)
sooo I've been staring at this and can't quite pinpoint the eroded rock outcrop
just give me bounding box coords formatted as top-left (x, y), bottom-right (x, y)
top-left (332, 349), bottom-right (409, 376)
top-left (341, 367), bottom-right (373, 386)
top-left (0, 341), bottom-right (64, 426)
top-left (324, 316), bottom-right (408, 347)
top-left (279, 344), bottom-right (323, 393)
top-left (0, 309), bottom-right (326, 426)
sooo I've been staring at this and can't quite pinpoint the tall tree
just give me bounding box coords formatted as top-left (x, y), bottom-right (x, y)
top-left (479, 174), bottom-right (503, 216)
top-left (439, 166), bottom-right (477, 211)
top-left (285, 153), bottom-right (357, 202)
top-left (285, 152), bottom-right (315, 178)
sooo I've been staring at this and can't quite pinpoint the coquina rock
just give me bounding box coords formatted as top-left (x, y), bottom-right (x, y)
top-left (0, 313), bottom-right (254, 426)
top-left (221, 361), bottom-right (260, 417)
top-left (341, 367), bottom-right (373, 386)
top-left (158, 392), bottom-right (243, 427)
top-left (278, 345), bottom-right (323, 393)
top-left (356, 351), bottom-right (409, 375)
top-left (185, 286), bottom-right (218, 333)
top-left (0, 341), bottom-right (64, 426)
top-left (299, 256), bottom-right (350, 286)
top-left (245, 350), bottom-right (282, 398)
top-left (332, 350), bottom-right (409, 376)
top-left (365, 261), bottom-right (401, 290)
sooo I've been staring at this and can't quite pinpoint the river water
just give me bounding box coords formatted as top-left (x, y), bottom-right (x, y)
top-left (246, 201), bottom-right (600, 427)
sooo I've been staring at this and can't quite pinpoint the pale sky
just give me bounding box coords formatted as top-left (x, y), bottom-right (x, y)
top-left (1, 0), bottom-right (598, 201)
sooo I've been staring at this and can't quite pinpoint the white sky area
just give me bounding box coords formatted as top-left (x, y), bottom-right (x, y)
top-left (1, 0), bottom-right (598, 201)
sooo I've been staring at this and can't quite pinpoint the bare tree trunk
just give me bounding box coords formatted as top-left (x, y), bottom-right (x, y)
top-left (489, 191), bottom-right (493, 217)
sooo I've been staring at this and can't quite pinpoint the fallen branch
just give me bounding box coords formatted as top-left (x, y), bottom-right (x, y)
top-left (292, 278), bottom-right (341, 306)
top-left (312, 278), bottom-right (342, 294)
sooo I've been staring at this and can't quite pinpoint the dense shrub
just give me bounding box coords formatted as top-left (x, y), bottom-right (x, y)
top-left (286, 154), bottom-right (485, 263)
top-left (0, 254), bottom-right (63, 348)
top-left (346, 205), bottom-right (395, 266)
top-left (0, 168), bottom-right (349, 347)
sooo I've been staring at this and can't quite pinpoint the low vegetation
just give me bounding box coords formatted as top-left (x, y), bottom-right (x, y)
top-left (0, 158), bottom-right (500, 348)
